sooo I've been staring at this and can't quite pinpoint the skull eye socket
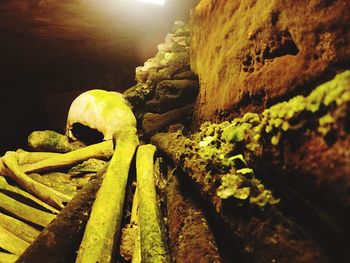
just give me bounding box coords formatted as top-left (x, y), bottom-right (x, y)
top-left (71, 123), bottom-right (104, 145)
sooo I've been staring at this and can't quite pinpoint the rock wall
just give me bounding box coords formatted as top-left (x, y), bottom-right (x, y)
top-left (190, 0), bottom-right (350, 124)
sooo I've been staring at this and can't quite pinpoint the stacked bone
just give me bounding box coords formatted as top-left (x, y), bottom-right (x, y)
top-left (151, 70), bottom-right (350, 263)
top-left (123, 21), bottom-right (224, 263)
top-left (0, 130), bottom-right (111, 262)
top-left (124, 21), bottom-right (199, 138)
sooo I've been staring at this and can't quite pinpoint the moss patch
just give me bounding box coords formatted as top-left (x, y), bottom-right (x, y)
top-left (159, 70), bottom-right (350, 209)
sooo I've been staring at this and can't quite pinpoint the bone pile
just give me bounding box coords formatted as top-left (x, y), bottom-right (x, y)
top-left (123, 21), bottom-right (199, 138)
top-left (0, 130), bottom-right (112, 261)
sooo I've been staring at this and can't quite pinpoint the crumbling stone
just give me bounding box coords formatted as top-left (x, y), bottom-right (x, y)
top-left (190, 0), bottom-right (350, 124)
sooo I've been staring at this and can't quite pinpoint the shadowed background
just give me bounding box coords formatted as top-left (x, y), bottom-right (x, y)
top-left (0, 0), bottom-right (198, 153)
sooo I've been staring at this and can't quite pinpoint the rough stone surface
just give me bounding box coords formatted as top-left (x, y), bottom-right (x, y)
top-left (152, 131), bottom-right (332, 263)
top-left (190, 0), bottom-right (350, 124)
top-left (172, 70), bottom-right (198, 80)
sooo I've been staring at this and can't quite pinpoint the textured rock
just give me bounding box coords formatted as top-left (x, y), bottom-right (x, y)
top-left (190, 0), bottom-right (350, 124)
top-left (151, 70), bottom-right (350, 262)
top-left (151, 130), bottom-right (332, 263)
top-left (172, 70), bottom-right (198, 80)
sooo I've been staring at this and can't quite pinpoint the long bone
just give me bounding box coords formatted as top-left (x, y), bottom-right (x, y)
top-left (2, 151), bottom-right (72, 209)
top-left (0, 140), bottom-right (113, 209)
top-left (135, 144), bottom-right (170, 262)
top-left (21, 140), bottom-right (113, 174)
top-left (76, 127), bottom-right (139, 263)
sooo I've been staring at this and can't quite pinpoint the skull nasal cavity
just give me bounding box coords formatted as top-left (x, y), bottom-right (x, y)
top-left (71, 123), bottom-right (104, 145)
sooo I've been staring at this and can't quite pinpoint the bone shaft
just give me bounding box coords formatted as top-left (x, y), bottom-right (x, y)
top-left (0, 192), bottom-right (55, 228)
top-left (0, 225), bottom-right (30, 255)
top-left (0, 212), bottom-right (41, 243)
top-left (131, 223), bottom-right (141, 263)
top-left (17, 150), bottom-right (62, 165)
top-left (0, 252), bottom-right (19, 263)
top-left (2, 152), bottom-right (72, 209)
top-left (17, 167), bottom-right (107, 263)
top-left (0, 176), bottom-right (60, 214)
top-left (76, 127), bottom-right (139, 263)
top-left (22, 140), bottom-right (113, 173)
top-left (130, 187), bottom-right (139, 224)
top-left (27, 130), bottom-right (85, 153)
top-left (130, 186), bottom-right (140, 263)
top-left (136, 144), bottom-right (170, 263)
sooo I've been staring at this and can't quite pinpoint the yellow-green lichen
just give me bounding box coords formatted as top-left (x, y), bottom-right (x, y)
top-left (180, 70), bottom-right (350, 208)
top-left (183, 122), bottom-right (278, 208)
top-left (223, 70), bottom-right (350, 156)
top-left (216, 154), bottom-right (279, 207)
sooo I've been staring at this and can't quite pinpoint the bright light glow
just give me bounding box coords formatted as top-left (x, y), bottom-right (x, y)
top-left (138, 0), bottom-right (165, 5)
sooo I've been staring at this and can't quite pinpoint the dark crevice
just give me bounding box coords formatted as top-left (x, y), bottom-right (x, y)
top-left (254, 167), bottom-right (350, 263)
top-left (263, 31), bottom-right (299, 60)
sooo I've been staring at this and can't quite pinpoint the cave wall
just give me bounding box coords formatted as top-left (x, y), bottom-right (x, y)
top-left (190, 0), bottom-right (350, 125)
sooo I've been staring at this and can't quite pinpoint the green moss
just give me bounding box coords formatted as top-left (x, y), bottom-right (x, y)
top-left (318, 113), bottom-right (335, 135)
top-left (181, 122), bottom-right (279, 207)
top-left (222, 122), bottom-right (252, 142)
top-left (89, 89), bottom-right (131, 113)
top-left (216, 157), bottom-right (279, 207)
top-left (239, 70), bottom-right (350, 153)
top-left (178, 70), bottom-right (350, 208)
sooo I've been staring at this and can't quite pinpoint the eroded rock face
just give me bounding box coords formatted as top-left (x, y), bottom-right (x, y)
top-left (190, 0), bottom-right (350, 124)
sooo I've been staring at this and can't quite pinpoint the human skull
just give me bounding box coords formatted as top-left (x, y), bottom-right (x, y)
top-left (65, 89), bottom-right (136, 142)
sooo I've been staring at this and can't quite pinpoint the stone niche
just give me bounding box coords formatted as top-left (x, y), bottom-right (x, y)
top-left (190, 0), bottom-right (350, 124)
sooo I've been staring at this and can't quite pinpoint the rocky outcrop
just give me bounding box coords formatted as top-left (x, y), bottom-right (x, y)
top-left (190, 0), bottom-right (350, 124)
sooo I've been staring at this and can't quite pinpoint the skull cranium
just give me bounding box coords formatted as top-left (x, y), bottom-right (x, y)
top-left (65, 89), bottom-right (136, 142)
